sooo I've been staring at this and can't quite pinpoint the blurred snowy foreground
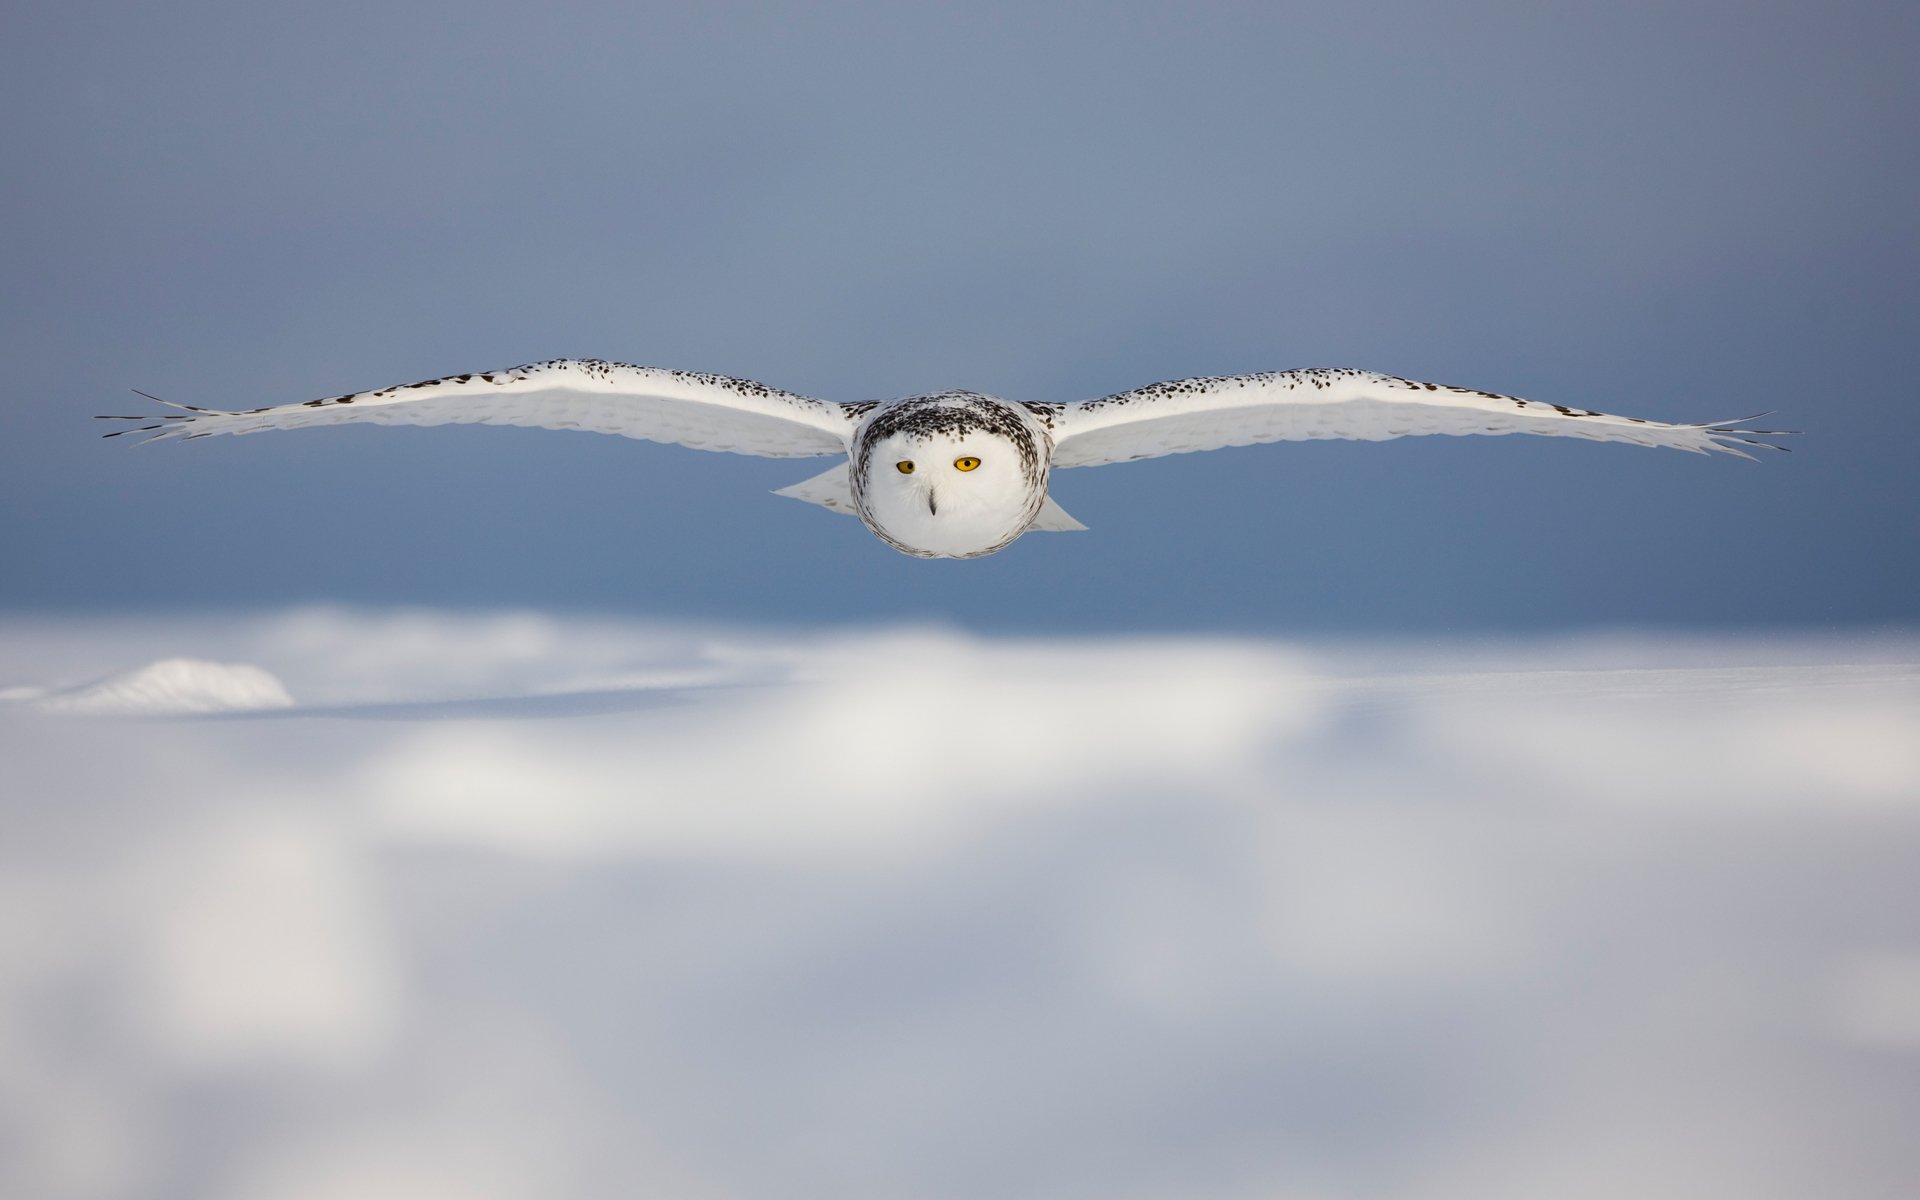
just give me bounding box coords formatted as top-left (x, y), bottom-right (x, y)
top-left (3, 609), bottom-right (1919, 1200)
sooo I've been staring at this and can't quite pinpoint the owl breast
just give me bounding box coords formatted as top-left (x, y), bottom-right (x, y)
top-left (849, 392), bottom-right (1053, 559)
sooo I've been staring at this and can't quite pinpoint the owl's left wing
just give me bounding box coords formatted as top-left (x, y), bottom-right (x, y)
top-left (101, 359), bottom-right (855, 458)
top-left (1047, 369), bottom-right (1789, 468)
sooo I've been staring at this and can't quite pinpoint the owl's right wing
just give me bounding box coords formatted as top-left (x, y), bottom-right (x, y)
top-left (1047, 369), bottom-right (1789, 468)
top-left (102, 359), bottom-right (857, 458)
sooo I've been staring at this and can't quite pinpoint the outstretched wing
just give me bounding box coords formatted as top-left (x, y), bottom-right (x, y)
top-left (101, 359), bottom-right (856, 458)
top-left (1048, 369), bottom-right (1790, 468)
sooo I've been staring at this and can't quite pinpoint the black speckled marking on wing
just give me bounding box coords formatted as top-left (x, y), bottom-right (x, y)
top-left (1084, 368), bottom-right (1539, 411)
top-left (1021, 402), bottom-right (1063, 430)
top-left (268, 360), bottom-right (838, 416)
top-left (1083, 368), bottom-right (1361, 409)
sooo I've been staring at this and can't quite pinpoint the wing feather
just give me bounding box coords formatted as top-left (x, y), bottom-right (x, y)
top-left (102, 359), bottom-right (855, 458)
top-left (1049, 369), bottom-right (1791, 468)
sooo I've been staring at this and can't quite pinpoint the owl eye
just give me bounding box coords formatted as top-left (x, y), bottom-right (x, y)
top-left (895, 460), bottom-right (915, 474)
top-left (953, 456), bottom-right (981, 472)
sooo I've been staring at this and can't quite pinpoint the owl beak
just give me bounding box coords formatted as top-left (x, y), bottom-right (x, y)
top-left (927, 487), bottom-right (938, 516)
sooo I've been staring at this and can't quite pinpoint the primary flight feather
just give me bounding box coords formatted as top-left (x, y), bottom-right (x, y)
top-left (103, 358), bottom-right (1788, 559)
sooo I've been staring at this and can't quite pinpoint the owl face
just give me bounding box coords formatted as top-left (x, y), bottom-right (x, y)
top-left (850, 395), bottom-right (1049, 558)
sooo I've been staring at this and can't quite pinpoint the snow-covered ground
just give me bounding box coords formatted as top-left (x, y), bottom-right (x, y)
top-left (3, 609), bottom-right (1918, 1200)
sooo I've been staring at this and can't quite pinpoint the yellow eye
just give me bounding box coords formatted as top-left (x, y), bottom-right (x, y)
top-left (954, 456), bottom-right (981, 472)
top-left (895, 460), bottom-right (914, 474)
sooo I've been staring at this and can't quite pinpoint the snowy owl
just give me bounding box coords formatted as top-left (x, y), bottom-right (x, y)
top-left (104, 360), bottom-right (1787, 558)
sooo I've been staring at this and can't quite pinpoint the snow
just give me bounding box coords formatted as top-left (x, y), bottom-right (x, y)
top-left (10, 657), bottom-right (295, 715)
top-left (1, 609), bottom-right (1918, 1200)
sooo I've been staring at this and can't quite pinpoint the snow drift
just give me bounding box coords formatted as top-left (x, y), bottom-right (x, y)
top-left (0, 609), bottom-right (1916, 1200)
top-left (12, 656), bottom-right (295, 714)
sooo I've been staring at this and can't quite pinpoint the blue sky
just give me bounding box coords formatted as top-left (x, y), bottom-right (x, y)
top-left (4, 0), bottom-right (1916, 632)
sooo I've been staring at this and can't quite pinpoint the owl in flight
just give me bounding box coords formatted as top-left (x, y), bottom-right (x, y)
top-left (104, 360), bottom-right (1786, 558)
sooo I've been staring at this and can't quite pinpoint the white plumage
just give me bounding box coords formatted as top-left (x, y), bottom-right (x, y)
top-left (105, 359), bottom-right (1788, 558)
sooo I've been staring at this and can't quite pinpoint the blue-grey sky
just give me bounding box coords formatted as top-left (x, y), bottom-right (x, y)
top-left (4, 0), bottom-right (1916, 632)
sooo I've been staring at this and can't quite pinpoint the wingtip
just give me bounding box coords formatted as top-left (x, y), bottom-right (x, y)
top-left (1695, 413), bottom-right (1797, 461)
top-left (131, 387), bottom-right (219, 414)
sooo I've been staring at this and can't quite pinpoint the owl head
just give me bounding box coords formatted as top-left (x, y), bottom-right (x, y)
top-left (851, 393), bottom-right (1049, 559)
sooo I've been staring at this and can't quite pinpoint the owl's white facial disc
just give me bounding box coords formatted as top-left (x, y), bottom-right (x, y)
top-left (851, 394), bottom-right (1049, 559)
